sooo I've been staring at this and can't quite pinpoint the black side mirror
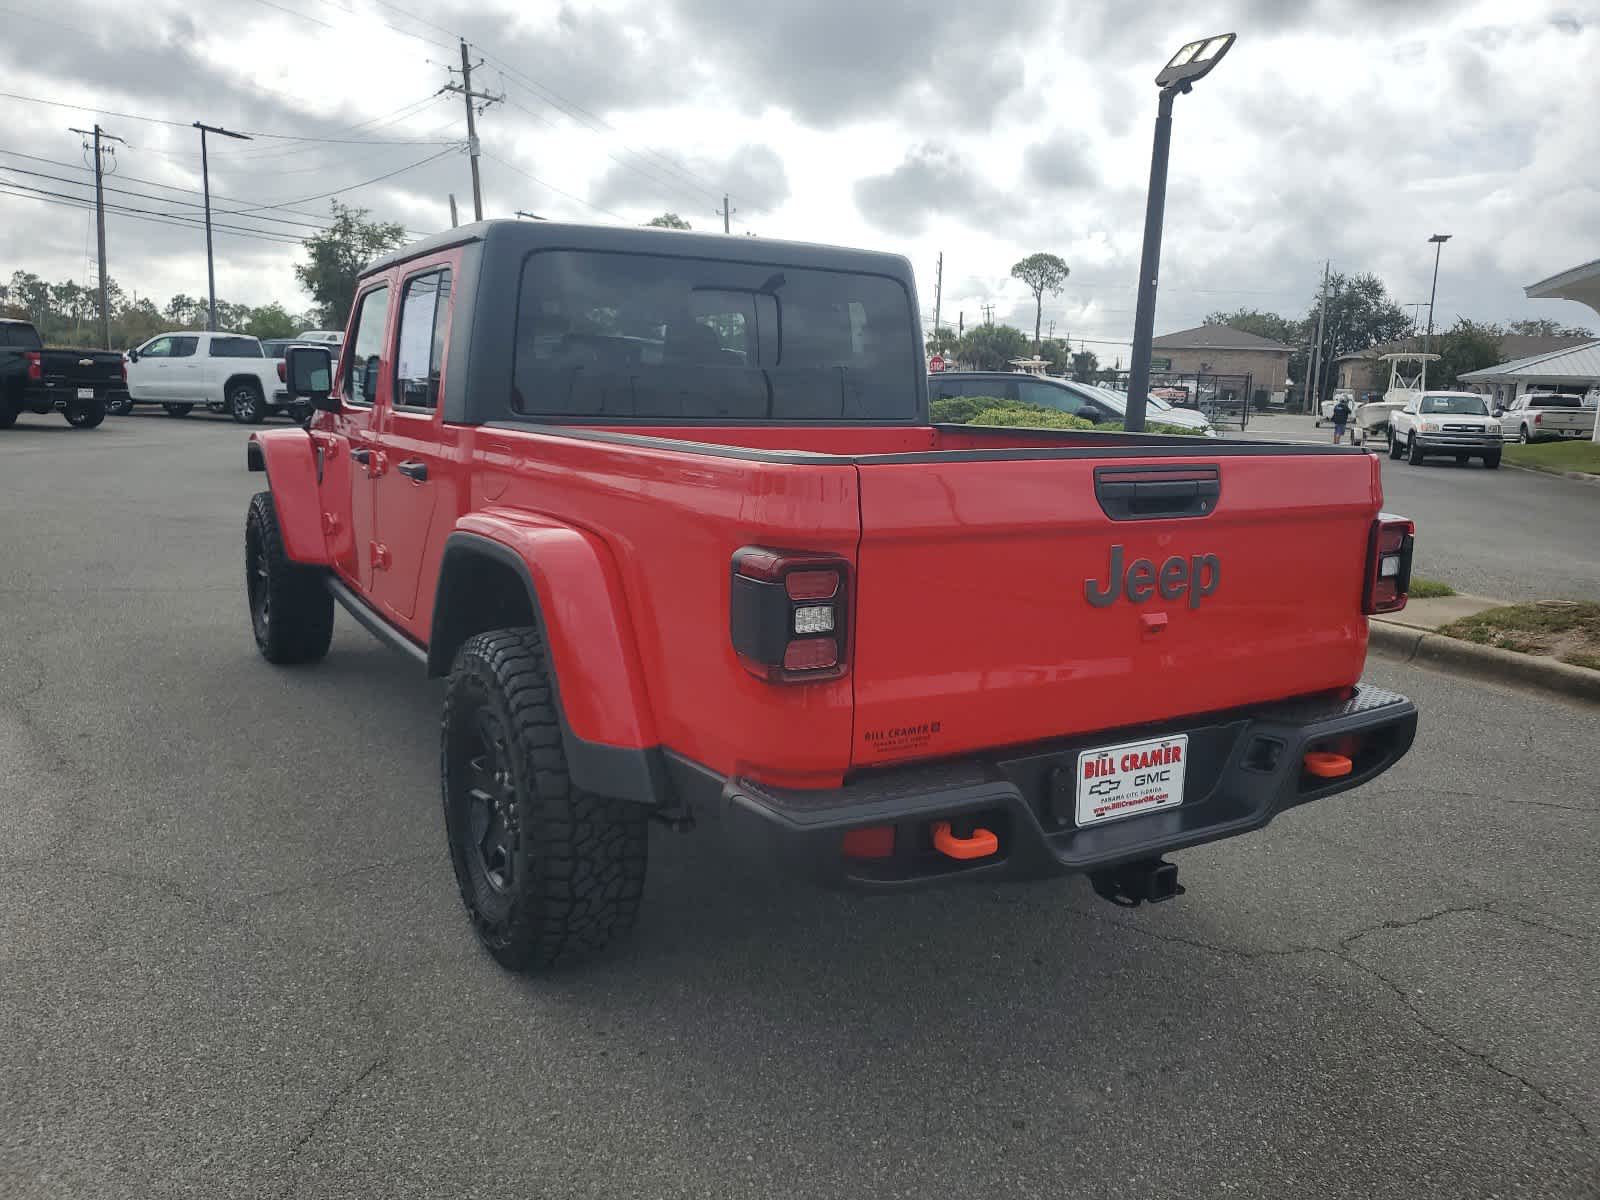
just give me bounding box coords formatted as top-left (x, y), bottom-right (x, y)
top-left (361, 356), bottom-right (379, 403)
top-left (285, 345), bottom-right (337, 411)
top-left (1493, 407), bottom-right (1505, 417)
top-left (127, 350), bottom-right (139, 363)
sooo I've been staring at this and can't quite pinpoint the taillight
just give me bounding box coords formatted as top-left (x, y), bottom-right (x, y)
top-left (24, 351), bottom-right (41, 381)
top-left (121, 358), bottom-right (128, 382)
top-left (1363, 513), bottom-right (1414, 614)
top-left (277, 360), bottom-right (287, 382)
top-left (730, 547), bottom-right (849, 682)
top-left (1533, 411), bottom-right (1543, 425)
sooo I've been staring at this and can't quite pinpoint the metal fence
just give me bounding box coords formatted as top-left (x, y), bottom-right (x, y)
top-left (1102, 371), bottom-right (1257, 430)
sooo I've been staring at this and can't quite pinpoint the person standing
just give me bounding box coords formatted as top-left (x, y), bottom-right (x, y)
top-left (1330, 395), bottom-right (1352, 444)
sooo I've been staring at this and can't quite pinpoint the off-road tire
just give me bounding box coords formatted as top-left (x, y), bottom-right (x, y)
top-left (230, 381), bottom-right (266, 424)
top-left (64, 396), bottom-right (105, 428)
top-left (1407, 435), bottom-right (1425, 465)
top-left (442, 628), bottom-right (648, 972)
top-left (1484, 451), bottom-right (1502, 469)
top-left (163, 402), bottom-right (194, 417)
top-left (245, 491), bottom-right (333, 665)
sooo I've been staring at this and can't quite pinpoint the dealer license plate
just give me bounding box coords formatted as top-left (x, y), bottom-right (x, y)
top-left (76, 388), bottom-right (94, 399)
top-left (1076, 734), bottom-right (1188, 827)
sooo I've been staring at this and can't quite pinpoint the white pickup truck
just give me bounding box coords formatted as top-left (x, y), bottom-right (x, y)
top-left (119, 332), bottom-right (285, 423)
top-left (1387, 390), bottom-right (1503, 468)
top-left (1496, 392), bottom-right (1597, 443)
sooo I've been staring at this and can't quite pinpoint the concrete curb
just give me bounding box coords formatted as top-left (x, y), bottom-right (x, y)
top-left (1369, 619), bottom-right (1600, 705)
top-left (1501, 462), bottom-right (1600, 486)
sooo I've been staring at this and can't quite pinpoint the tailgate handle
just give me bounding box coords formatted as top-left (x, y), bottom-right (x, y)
top-left (1094, 466), bottom-right (1220, 521)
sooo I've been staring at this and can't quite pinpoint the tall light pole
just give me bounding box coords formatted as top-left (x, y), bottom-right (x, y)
top-left (193, 122), bottom-right (252, 331)
top-left (1125, 33), bottom-right (1236, 432)
top-left (1423, 233), bottom-right (1451, 359)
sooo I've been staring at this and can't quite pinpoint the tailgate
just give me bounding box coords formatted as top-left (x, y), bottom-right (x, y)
top-left (43, 350), bottom-right (123, 388)
top-left (850, 450), bottom-right (1382, 767)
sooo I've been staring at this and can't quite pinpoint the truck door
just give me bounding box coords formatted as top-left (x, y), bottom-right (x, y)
top-left (318, 283), bottom-right (390, 594)
top-left (127, 336), bottom-right (174, 398)
top-left (371, 263), bottom-right (452, 631)
top-left (170, 335), bottom-right (201, 400)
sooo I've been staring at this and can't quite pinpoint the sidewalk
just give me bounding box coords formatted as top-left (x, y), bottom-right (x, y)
top-left (1370, 593), bottom-right (1600, 705)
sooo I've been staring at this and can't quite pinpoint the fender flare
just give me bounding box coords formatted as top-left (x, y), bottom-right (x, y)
top-left (430, 523), bottom-right (667, 808)
top-left (246, 429), bottom-right (331, 565)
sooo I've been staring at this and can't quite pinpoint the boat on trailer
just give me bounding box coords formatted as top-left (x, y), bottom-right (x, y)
top-left (1352, 352), bottom-right (1440, 443)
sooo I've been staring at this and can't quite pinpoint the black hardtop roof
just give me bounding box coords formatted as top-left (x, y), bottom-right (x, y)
top-left (361, 219), bottom-right (916, 281)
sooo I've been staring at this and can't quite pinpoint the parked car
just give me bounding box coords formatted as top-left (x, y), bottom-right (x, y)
top-left (247, 220), bottom-right (1418, 972)
top-left (1496, 392), bottom-right (1596, 443)
top-left (929, 370), bottom-right (1216, 435)
top-left (1387, 391), bottom-right (1503, 468)
top-left (295, 329), bottom-right (344, 355)
top-left (0, 317), bottom-right (124, 429)
top-left (123, 331), bottom-right (283, 422)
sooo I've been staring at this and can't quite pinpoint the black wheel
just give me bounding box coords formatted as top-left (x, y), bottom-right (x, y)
top-left (0, 403), bottom-right (18, 429)
top-left (105, 393), bottom-right (134, 416)
top-left (163, 402), bottom-right (194, 417)
top-left (230, 381), bottom-right (266, 424)
top-left (1484, 451), bottom-right (1502, 469)
top-left (1407, 435), bottom-right (1425, 465)
top-left (64, 396), bottom-right (106, 428)
top-left (1387, 427), bottom-right (1402, 459)
top-left (245, 491), bottom-right (333, 665)
top-left (442, 628), bottom-right (648, 972)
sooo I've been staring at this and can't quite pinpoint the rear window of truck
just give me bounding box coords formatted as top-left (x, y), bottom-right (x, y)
top-left (209, 336), bottom-right (263, 358)
top-left (509, 250), bottom-right (919, 421)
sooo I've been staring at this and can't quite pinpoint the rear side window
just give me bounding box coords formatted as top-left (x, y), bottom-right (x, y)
top-left (2, 324), bottom-right (42, 350)
top-left (1528, 395), bottom-right (1581, 408)
top-left (170, 336), bottom-right (198, 358)
top-left (394, 268), bottom-right (452, 410)
top-left (1017, 378), bottom-right (1081, 413)
top-left (510, 250), bottom-right (918, 421)
top-left (209, 336), bottom-right (262, 358)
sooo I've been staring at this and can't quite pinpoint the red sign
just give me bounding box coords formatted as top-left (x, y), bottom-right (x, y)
top-left (929, 355), bottom-right (945, 373)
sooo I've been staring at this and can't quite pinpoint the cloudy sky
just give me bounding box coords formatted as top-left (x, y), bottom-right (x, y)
top-left (3, 0), bottom-right (1597, 350)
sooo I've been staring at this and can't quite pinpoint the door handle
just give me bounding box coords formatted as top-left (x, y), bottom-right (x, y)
top-left (397, 460), bottom-right (428, 482)
top-left (349, 447), bottom-right (371, 465)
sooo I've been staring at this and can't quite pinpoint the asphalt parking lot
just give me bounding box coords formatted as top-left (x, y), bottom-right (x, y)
top-left (3, 412), bottom-right (1598, 1199)
top-left (1233, 412), bottom-right (1600, 601)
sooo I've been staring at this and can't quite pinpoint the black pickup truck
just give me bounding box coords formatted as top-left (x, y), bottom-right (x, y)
top-left (0, 318), bottom-right (126, 429)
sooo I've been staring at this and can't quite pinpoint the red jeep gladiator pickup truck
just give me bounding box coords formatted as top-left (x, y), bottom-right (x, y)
top-left (246, 220), bottom-right (1418, 972)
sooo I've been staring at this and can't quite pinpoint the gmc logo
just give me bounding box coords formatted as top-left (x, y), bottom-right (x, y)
top-left (1085, 544), bottom-right (1220, 610)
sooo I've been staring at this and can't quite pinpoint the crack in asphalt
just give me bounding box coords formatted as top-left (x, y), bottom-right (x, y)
top-left (1076, 900), bottom-right (1595, 1141)
top-left (244, 853), bottom-right (436, 902)
top-left (1503, 798), bottom-right (1598, 814)
top-left (289, 1055), bottom-right (387, 1157)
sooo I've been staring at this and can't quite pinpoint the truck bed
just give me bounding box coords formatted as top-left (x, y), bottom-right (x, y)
top-left (473, 420), bottom-right (1380, 783)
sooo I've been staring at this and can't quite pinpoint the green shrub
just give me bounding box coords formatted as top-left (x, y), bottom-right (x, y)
top-left (969, 405), bottom-right (1096, 431)
top-left (929, 396), bottom-right (1002, 424)
top-left (929, 393), bottom-right (1205, 436)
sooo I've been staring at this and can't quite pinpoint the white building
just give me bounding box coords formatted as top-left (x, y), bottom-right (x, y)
top-left (1520, 259), bottom-right (1600, 443)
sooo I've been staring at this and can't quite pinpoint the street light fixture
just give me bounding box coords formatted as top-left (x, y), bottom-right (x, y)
top-left (193, 122), bottom-right (252, 332)
top-left (1124, 33), bottom-right (1237, 432)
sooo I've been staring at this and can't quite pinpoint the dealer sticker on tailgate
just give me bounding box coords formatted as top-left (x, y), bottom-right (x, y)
top-left (1076, 734), bottom-right (1188, 826)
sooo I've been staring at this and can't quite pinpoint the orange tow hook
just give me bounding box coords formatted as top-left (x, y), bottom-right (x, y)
top-left (931, 821), bottom-right (998, 861)
top-left (1303, 751), bottom-right (1353, 779)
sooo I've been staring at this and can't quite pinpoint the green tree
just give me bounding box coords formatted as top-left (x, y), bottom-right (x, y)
top-left (1070, 348), bottom-right (1099, 381)
top-left (646, 212), bottom-right (692, 230)
top-left (1293, 273), bottom-right (1412, 406)
top-left (1435, 318), bottom-right (1505, 386)
top-left (1204, 306), bottom-right (1306, 348)
top-left (294, 201), bottom-right (408, 330)
top-left (925, 325), bottom-right (961, 357)
top-left (1038, 337), bottom-right (1071, 374)
top-left (1010, 252), bottom-right (1069, 351)
top-left (1507, 317), bottom-right (1594, 338)
top-left (953, 322), bottom-right (1030, 370)
top-left (241, 302), bottom-right (300, 340)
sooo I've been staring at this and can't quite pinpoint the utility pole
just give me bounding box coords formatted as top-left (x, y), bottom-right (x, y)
top-left (192, 122), bottom-right (252, 332)
top-left (981, 302), bottom-right (994, 325)
top-left (1423, 234), bottom-right (1452, 384)
top-left (443, 39), bottom-right (502, 220)
top-left (932, 252), bottom-right (943, 335)
top-left (716, 194), bottom-right (736, 234)
top-left (1306, 260), bottom-right (1330, 413)
top-left (1047, 318), bottom-right (1055, 340)
top-left (449, 193), bottom-right (459, 228)
top-left (958, 311), bottom-right (964, 335)
top-left (69, 125), bottom-right (124, 348)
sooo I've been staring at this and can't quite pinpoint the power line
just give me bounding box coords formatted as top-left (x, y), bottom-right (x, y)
top-left (0, 89), bottom-right (460, 145)
top-left (481, 152), bottom-right (625, 222)
top-left (0, 161), bottom-right (334, 231)
top-left (0, 182), bottom-right (303, 245)
top-left (224, 146), bottom-right (459, 213)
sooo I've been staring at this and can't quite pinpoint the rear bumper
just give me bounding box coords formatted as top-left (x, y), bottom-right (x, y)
top-left (703, 684), bottom-right (1417, 889)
